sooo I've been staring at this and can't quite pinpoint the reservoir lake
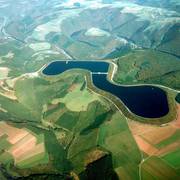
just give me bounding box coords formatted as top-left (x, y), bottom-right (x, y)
top-left (42, 61), bottom-right (169, 118)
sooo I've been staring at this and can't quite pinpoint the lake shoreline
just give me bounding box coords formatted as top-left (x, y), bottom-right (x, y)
top-left (41, 60), bottom-right (177, 124)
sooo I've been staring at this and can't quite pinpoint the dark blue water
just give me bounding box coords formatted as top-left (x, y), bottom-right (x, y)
top-left (42, 61), bottom-right (169, 118)
top-left (92, 74), bottom-right (168, 118)
top-left (43, 61), bottom-right (109, 75)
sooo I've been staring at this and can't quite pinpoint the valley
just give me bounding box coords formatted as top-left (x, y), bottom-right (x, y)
top-left (0, 0), bottom-right (179, 179)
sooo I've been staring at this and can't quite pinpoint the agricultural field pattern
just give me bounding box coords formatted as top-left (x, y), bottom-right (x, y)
top-left (0, 0), bottom-right (180, 179)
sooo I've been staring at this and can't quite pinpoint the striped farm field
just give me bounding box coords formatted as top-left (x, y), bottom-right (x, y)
top-left (0, 122), bottom-right (29, 144)
top-left (134, 135), bottom-right (158, 155)
top-left (16, 143), bottom-right (45, 163)
top-left (162, 148), bottom-right (180, 169)
top-left (140, 126), bottom-right (176, 145)
top-left (0, 122), bottom-right (49, 169)
top-left (155, 141), bottom-right (180, 156)
top-left (9, 133), bottom-right (37, 160)
top-left (156, 130), bottom-right (180, 148)
top-left (17, 152), bottom-right (49, 169)
top-left (141, 156), bottom-right (179, 179)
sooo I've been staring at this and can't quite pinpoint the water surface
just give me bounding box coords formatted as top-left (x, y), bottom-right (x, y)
top-left (42, 61), bottom-right (169, 118)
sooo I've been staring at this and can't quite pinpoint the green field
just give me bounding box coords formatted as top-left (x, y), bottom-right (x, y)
top-left (52, 84), bottom-right (100, 112)
top-left (141, 156), bottom-right (179, 179)
top-left (97, 112), bottom-right (141, 179)
top-left (0, 135), bottom-right (12, 151)
top-left (162, 148), bottom-right (180, 169)
top-left (0, 152), bottom-right (13, 165)
top-left (17, 152), bottom-right (49, 169)
top-left (156, 130), bottom-right (180, 148)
